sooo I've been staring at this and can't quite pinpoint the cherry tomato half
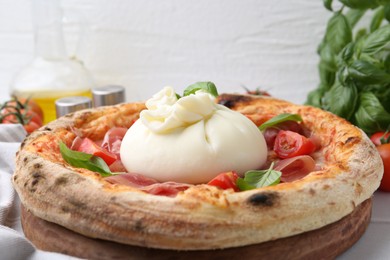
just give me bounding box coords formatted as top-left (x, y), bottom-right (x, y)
top-left (77, 138), bottom-right (117, 166)
top-left (377, 144), bottom-right (390, 192)
top-left (273, 130), bottom-right (316, 159)
top-left (370, 132), bottom-right (390, 146)
top-left (207, 171), bottom-right (239, 191)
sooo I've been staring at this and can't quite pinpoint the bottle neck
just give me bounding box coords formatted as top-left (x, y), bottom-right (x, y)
top-left (32, 0), bottom-right (67, 60)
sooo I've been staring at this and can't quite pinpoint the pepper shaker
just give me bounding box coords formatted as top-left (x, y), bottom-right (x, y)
top-left (92, 85), bottom-right (125, 107)
top-left (55, 96), bottom-right (92, 118)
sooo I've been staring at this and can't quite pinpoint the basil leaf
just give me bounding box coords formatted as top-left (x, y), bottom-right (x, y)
top-left (259, 113), bottom-right (302, 131)
top-left (183, 82), bottom-right (219, 97)
top-left (323, 0), bottom-right (333, 11)
top-left (370, 7), bottom-right (384, 33)
top-left (354, 92), bottom-right (390, 134)
top-left (237, 165), bottom-right (281, 191)
top-left (59, 142), bottom-right (112, 177)
top-left (319, 44), bottom-right (337, 71)
top-left (348, 60), bottom-right (390, 84)
top-left (345, 9), bottom-right (366, 28)
top-left (322, 82), bottom-right (358, 120)
top-left (361, 24), bottom-right (390, 55)
top-left (319, 61), bottom-right (336, 87)
top-left (385, 3), bottom-right (390, 22)
top-left (339, 0), bottom-right (378, 9)
top-left (338, 42), bottom-right (355, 66)
top-left (305, 87), bottom-right (325, 108)
top-left (325, 12), bottom-right (353, 54)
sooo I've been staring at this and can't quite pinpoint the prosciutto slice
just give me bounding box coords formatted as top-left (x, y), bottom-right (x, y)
top-left (274, 155), bottom-right (316, 182)
top-left (101, 127), bottom-right (128, 160)
top-left (105, 173), bottom-right (192, 197)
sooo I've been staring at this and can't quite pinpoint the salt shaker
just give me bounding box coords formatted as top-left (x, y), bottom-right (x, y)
top-left (55, 96), bottom-right (92, 118)
top-left (92, 85), bottom-right (126, 107)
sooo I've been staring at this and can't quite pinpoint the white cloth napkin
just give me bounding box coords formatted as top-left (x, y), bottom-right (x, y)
top-left (0, 124), bottom-right (78, 260)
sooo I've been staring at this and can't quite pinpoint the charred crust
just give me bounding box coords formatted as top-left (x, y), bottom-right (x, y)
top-left (20, 139), bottom-right (27, 149)
top-left (217, 94), bottom-right (253, 109)
top-left (68, 198), bottom-right (87, 210)
top-left (61, 206), bottom-right (70, 213)
top-left (30, 172), bottom-right (44, 187)
top-left (345, 136), bottom-right (359, 145)
top-left (247, 191), bottom-right (279, 207)
top-left (23, 157), bottom-right (28, 165)
top-left (43, 126), bottom-right (52, 131)
top-left (32, 172), bottom-right (43, 179)
top-left (134, 219), bottom-right (144, 232)
top-left (33, 163), bottom-right (42, 169)
top-left (54, 176), bottom-right (68, 186)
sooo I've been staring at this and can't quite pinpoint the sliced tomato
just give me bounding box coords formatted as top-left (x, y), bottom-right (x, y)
top-left (370, 132), bottom-right (390, 146)
top-left (274, 130), bottom-right (316, 159)
top-left (77, 137), bottom-right (117, 165)
top-left (207, 171), bottom-right (239, 191)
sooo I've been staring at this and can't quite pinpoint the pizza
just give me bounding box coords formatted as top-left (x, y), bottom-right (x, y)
top-left (12, 85), bottom-right (383, 252)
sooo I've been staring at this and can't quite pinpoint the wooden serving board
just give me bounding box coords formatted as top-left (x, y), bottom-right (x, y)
top-left (21, 198), bottom-right (372, 260)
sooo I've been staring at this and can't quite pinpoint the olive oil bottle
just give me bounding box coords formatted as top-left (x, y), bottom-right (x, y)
top-left (10, 0), bottom-right (94, 124)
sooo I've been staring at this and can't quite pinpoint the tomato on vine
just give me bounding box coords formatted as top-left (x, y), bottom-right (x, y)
top-left (0, 96), bottom-right (43, 134)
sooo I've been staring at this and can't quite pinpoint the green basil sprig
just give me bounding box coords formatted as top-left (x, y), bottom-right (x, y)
top-left (306, 1), bottom-right (390, 135)
top-left (59, 142), bottom-right (112, 177)
top-left (182, 82), bottom-right (219, 97)
top-left (237, 163), bottom-right (281, 191)
top-left (258, 113), bottom-right (302, 131)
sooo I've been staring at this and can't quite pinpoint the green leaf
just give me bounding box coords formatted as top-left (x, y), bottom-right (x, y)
top-left (325, 12), bottom-right (353, 54)
top-left (339, 0), bottom-right (379, 9)
top-left (259, 113), bottom-right (302, 131)
top-left (183, 82), bottom-right (219, 97)
top-left (59, 142), bottom-right (112, 177)
top-left (385, 4), bottom-right (390, 22)
top-left (305, 87), bottom-right (326, 107)
top-left (361, 24), bottom-right (390, 55)
top-left (338, 42), bottom-right (355, 66)
top-left (348, 60), bottom-right (390, 84)
top-left (319, 44), bottom-right (338, 71)
top-left (354, 92), bottom-right (390, 134)
top-left (355, 28), bottom-right (368, 43)
top-left (237, 164), bottom-right (281, 191)
top-left (319, 61), bottom-right (336, 87)
top-left (384, 53), bottom-right (390, 71)
top-left (370, 7), bottom-right (385, 33)
top-left (323, 0), bottom-right (333, 11)
top-left (345, 9), bottom-right (366, 29)
top-left (322, 82), bottom-right (358, 120)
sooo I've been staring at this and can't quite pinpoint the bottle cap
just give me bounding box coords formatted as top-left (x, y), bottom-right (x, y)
top-left (92, 85), bottom-right (125, 107)
top-left (55, 96), bottom-right (92, 118)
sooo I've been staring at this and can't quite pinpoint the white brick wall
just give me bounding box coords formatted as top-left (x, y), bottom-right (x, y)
top-left (0, 0), bottom-right (330, 104)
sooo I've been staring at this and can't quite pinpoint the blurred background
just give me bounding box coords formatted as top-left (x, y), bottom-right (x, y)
top-left (0, 0), bottom-right (330, 104)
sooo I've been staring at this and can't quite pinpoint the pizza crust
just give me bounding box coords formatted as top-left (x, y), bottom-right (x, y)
top-left (12, 94), bottom-right (383, 250)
